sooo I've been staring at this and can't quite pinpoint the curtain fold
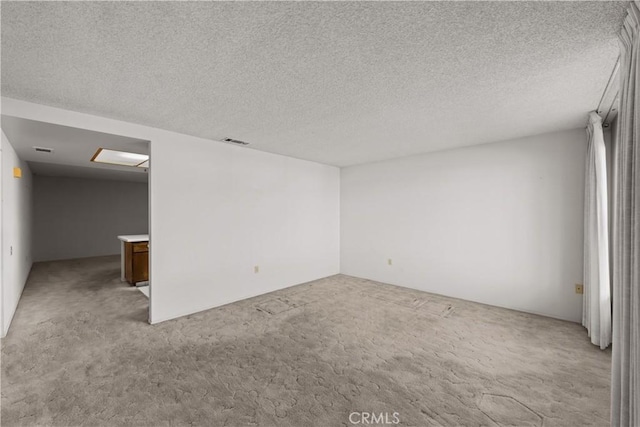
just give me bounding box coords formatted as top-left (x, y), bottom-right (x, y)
top-left (583, 111), bottom-right (612, 350)
top-left (611, 1), bottom-right (640, 426)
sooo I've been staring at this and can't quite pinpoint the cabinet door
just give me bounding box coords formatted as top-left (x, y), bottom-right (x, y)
top-left (133, 251), bottom-right (149, 283)
top-left (125, 242), bottom-right (134, 283)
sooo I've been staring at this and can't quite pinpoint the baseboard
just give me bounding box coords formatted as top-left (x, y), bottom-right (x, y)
top-left (148, 272), bottom-right (340, 325)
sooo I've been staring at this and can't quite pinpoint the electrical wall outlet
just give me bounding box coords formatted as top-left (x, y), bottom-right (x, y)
top-left (575, 284), bottom-right (584, 294)
top-left (388, 258), bottom-right (392, 266)
top-left (254, 266), bottom-right (259, 274)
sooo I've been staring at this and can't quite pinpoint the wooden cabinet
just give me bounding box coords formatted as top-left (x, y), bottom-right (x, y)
top-left (124, 241), bottom-right (149, 284)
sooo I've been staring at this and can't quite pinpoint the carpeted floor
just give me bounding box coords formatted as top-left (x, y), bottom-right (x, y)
top-left (2, 256), bottom-right (611, 426)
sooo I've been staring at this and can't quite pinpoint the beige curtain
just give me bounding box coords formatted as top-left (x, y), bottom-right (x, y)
top-left (611, 1), bottom-right (640, 426)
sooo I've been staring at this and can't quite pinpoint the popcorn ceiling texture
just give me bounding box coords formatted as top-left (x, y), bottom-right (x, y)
top-left (0, 2), bottom-right (629, 166)
top-left (2, 256), bottom-right (611, 426)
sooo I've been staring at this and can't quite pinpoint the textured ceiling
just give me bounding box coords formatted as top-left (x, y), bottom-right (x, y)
top-left (1, 1), bottom-right (628, 166)
top-left (1, 116), bottom-right (149, 183)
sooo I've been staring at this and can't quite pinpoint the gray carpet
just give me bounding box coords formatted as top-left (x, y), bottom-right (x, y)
top-left (1, 256), bottom-right (611, 426)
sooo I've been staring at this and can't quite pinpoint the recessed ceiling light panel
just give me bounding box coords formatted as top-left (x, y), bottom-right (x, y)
top-left (91, 148), bottom-right (149, 167)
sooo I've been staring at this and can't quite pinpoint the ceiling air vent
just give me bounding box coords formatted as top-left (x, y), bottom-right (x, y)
top-left (33, 146), bottom-right (54, 153)
top-left (223, 138), bottom-right (249, 146)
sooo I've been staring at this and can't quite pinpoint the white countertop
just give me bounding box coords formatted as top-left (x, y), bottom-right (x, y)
top-left (117, 234), bottom-right (149, 243)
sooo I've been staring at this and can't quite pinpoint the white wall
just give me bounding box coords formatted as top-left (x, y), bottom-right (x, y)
top-left (341, 129), bottom-right (587, 322)
top-left (2, 98), bottom-right (340, 325)
top-left (1, 130), bottom-right (33, 337)
top-left (33, 175), bottom-right (148, 262)
top-left (151, 139), bottom-right (340, 322)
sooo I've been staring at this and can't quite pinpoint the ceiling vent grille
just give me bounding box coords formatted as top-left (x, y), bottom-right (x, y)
top-left (33, 146), bottom-right (54, 153)
top-left (223, 138), bottom-right (250, 146)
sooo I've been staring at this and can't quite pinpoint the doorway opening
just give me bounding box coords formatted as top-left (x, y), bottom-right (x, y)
top-left (1, 115), bottom-right (151, 331)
